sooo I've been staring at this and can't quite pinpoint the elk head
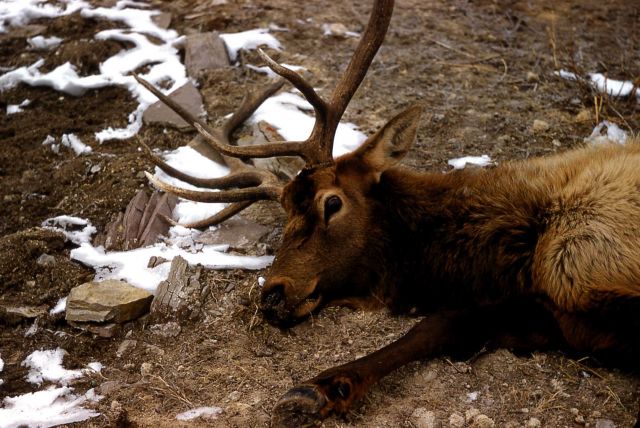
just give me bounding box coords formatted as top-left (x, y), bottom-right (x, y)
top-left (136, 0), bottom-right (421, 326)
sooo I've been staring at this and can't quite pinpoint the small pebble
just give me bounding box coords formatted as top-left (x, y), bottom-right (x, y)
top-left (449, 412), bottom-right (465, 427)
top-left (526, 417), bottom-right (541, 427)
top-left (470, 414), bottom-right (495, 428)
top-left (532, 119), bottom-right (550, 133)
top-left (410, 407), bottom-right (437, 428)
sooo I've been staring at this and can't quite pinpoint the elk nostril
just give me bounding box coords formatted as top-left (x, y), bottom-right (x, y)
top-left (262, 284), bottom-right (285, 308)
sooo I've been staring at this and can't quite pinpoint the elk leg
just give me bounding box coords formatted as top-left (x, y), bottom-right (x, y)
top-left (271, 299), bottom-right (563, 427)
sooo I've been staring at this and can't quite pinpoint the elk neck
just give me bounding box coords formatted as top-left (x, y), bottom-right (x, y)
top-left (369, 165), bottom-right (552, 315)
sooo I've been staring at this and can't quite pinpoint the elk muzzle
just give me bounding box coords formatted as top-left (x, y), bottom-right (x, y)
top-left (260, 276), bottom-right (323, 327)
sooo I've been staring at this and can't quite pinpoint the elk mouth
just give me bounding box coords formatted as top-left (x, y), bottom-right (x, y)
top-left (291, 288), bottom-right (323, 320)
top-left (260, 278), bottom-right (324, 328)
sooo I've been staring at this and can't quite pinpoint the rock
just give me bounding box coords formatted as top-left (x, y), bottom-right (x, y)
top-left (526, 71), bottom-right (539, 82)
top-left (66, 280), bottom-right (153, 323)
top-left (470, 414), bottom-right (495, 428)
top-left (465, 408), bottom-right (480, 423)
top-left (575, 414), bottom-right (585, 424)
top-left (322, 22), bottom-right (357, 38)
top-left (117, 339), bottom-right (137, 358)
top-left (185, 32), bottom-right (230, 77)
top-left (36, 253), bottom-right (56, 267)
top-left (98, 380), bottom-right (124, 395)
top-left (143, 81), bottom-right (206, 130)
top-left (149, 321), bottom-right (181, 337)
top-left (0, 304), bottom-right (48, 324)
top-left (575, 108), bottom-right (592, 123)
top-left (526, 417), bottom-right (541, 427)
top-left (449, 412), bottom-right (465, 428)
top-left (94, 190), bottom-right (178, 251)
top-left (531, 119), bottom-right (550, 133)
top-left (68, 321), bottom-right (121, 338)
top-left (151, 12), bottom-right (172, 29)
top-left (195, 217), bottom-right (270, 249)
top-left (140, 362), bottom-right (153, 376)
top-left (2, 24), bottom-right (46, 39)
top-left (151, 256), bottom-right (207, 321)
top-left (410, 407), bottom-right (437, 428)
top-left (595, 419), bottom-right (616, 428)
top-left (147, 256), bottom-right (170, 268)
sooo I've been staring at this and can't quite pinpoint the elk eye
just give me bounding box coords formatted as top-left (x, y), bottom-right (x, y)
top-left (324, 195), bottom-right (343, 222)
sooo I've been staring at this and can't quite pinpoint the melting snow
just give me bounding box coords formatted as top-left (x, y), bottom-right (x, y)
top-left (557, 70), bottom-right (639, 99)
top-left (0, 387), bottom-right (100, 428)
top-left (6, 98), bottom-right (30, 114)
top-left (176, 406), bottom-right (223, 421)
top-left (61, 133), bottom-right (92, 155)
top-left (448, 155), bottom-right (492, 169)
top-left (220, 28), bottom-right (282, 62)
top-left (41, 216), bottom-right (97, 245)
top-left (27, 35), bottom-right (62, 50)
top-left (584, 120), bottom-right (628, 146)
top-left (50, 297), bottom-right (67, 315)
top-left (22, 348), bottom-right (101, 386)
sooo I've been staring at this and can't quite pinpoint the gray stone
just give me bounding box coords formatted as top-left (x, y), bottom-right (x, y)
top-left (151, 12), bottom-right (172, 29)
top-left (36, 253), bottom-right (56, 267)
top-left (94, 190), bottom-right (177, 251)
top-left (595, 420), bottom-right (616, 428)
top-left (117, 339), bottom-right (138, 358)
top-left (149, 321), bottom-right (181, 337)
top-left (143, 82), bottom-right (206, 130)
top-left (66, 280), bottom-right (153, 323)
top-left (0, 304), bottom-right (48, 324)
top-left (532, 119), bottom-right (550, 133)
top-left (410, 407), bottom-right (437, 428)
top-left (185, 32), bottom-right (230, 77)
top-left (98, 380), bottom-right (124, 395)
top-left (68, 320), bottom-right (121, 338)
top-left (195, 217), bottom-right (270, 249)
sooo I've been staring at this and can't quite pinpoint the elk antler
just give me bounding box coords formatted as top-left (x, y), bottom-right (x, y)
top-left (137, 0), bottom-right (394, 228)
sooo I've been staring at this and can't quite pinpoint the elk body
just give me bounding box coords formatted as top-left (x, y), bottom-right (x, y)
top-left (136, 0), bottom-right (639, 425)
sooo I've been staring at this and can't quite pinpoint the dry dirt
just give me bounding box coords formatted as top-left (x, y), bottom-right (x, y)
top-left (1, 0), bottom-right (640, 427)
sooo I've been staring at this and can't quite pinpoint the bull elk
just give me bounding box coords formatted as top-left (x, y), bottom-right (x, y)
top-left (135, 0), bottom-right (640, 426)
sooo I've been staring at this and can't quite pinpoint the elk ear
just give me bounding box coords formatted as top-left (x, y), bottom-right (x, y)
top-left (353, 104), bottom-right (423, 179)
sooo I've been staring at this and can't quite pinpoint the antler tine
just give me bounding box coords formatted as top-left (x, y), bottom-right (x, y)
top-left (134, 75), bottom-right (310, 160)
top-left (251, 0), bottom-right (395, 165)
top-left (257, 48), bottom-right (327, 119)
top-left (135, 77), bottom-right (287, 228)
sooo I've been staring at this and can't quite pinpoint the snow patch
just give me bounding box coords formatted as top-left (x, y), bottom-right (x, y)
top-left (447, 155), bottom-right (492, 169)
top-left (61, 133), bottom-right (92, 155)
top-left (0, 387), bottom-right (100, 428)
top-left (220, 28), bottom-right (282, 62)
top-left (584, 120), bottom-right (628, 146)
top-left (6, 98), bottom-right (30, 114)
top-left (557, 70), bottom-right (639, 99)
top-left (41, 216), bottom-right (96, 245)
top-left (50, 297), bottom-right (67, 315)
top-left (70, 241), bottom-right (271, 292)
top-left (27, 35), bottom-right (63, 50)
top-left (22, 348), bottom-right (99, 386)
top-left (248, 91), bottom-right (367, 157)
top-left (176, 406), bottom-right (223, 421)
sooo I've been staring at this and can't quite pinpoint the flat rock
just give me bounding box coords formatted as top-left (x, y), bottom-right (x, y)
top-left (0, 304), bottom-right (48, 324)
top-left (151, 12), bottom-right (172, 29)
top-left (143, 82), bottom-right (206, 130)
top-left (66, 280), bottom-right (153, 323)
top-left (195, 217), bottom-right (269, 249)
top-left (185, 32), bottom-right (230, 77)
top-left (95, 190), bottom-right (178, 251)
top-left (68, 320), bottom-right (121, 338)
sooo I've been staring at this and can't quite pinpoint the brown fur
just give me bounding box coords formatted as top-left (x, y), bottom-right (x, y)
top-left (263, 107), bottom-right (640, 426)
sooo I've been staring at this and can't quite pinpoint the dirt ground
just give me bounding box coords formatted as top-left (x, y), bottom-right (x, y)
top-left (1, 0), bottom-right (639, 426)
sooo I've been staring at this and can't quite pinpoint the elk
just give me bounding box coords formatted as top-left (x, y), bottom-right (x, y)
top-left (135, 0), bottom-right (640, 426)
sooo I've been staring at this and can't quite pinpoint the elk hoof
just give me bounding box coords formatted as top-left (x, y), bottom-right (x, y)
top-left (271, 385), bottom-right (327, 428)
